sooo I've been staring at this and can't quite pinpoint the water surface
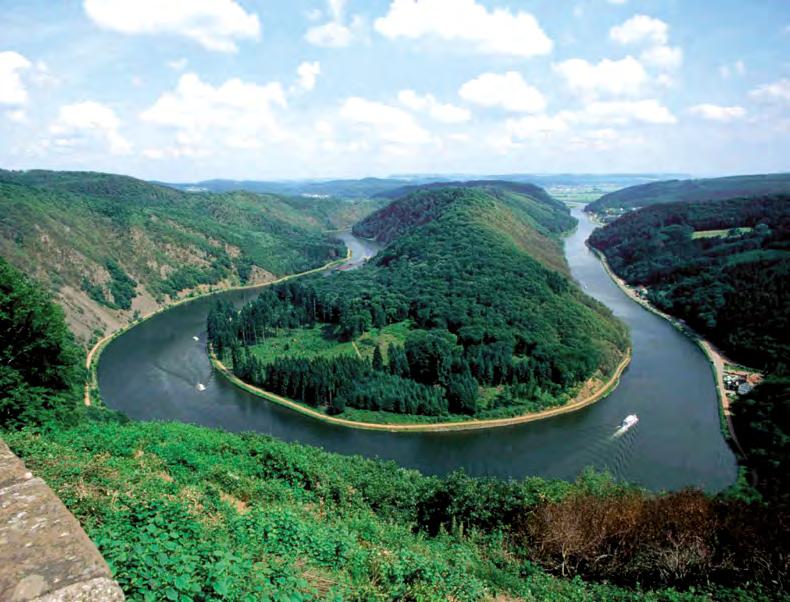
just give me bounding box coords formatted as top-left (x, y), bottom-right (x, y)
top-left (98, 213), bottom-right (737, 491)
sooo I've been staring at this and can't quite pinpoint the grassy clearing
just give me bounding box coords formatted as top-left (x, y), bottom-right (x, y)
top-left (248, 325), bottom-right (356, 363)
top-left (249, 320), bottom-right (412, 366)
top-left (355, 320), bottom-right (412, 360)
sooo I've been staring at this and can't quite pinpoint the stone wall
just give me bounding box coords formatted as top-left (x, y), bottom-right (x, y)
top-left (0, 439), bottom-right (124, 601)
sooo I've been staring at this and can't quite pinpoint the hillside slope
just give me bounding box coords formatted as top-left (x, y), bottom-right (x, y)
top-left (356, 181), bottom-right (574, 274)
top-left (589, 195), bottom-right (789, 370)
top-left (210, 184), bottom-right (628, 423)
top-left (586, 173), bottom-right (790, 215)
top-left (0, 169), bottom-right (371, 344)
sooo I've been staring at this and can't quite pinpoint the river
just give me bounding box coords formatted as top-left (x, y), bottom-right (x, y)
top-left (97, 211), bottom-right (738, 491)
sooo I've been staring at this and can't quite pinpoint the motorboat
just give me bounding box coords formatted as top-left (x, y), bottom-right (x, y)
top-left (196, 383), bottom-right (206, 391)
top-left (621, 414), bottom-right (639, 429)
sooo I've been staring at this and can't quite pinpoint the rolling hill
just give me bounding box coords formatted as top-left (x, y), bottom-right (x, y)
top-left (586, 173), bottom-right (790, 215)
top-left (0, 169), bottom-right (378, 344)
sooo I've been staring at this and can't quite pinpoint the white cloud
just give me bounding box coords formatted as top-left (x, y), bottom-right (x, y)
top-left (688, 104), bottom-right (746, 121)
top-left (296, 61), bottom-right (321, 92)
top-left (610, 14), bottom-right (668, 46)
top-left (459, 71), bottom-right (546, 113)
top-left (141, 73), bottom-right (288, 155)
top-left (340, 97), bottom-right (432, 145)
top-left (0, 51), bottom-right (32, 105)
top-left (306, 22), bottom-right (354, 47)
top-left (374, 0), bottom-right (552, 58)
top-left (167, 58), bottom-right (188, 71)
top-left (5, 109), bottom-right (27, 123)
top-left (562, 99), bottom-right (677, 125)
top-left (749, 78), bottom-right (790, 104)
top-left (398, 90), bottom-right (470, 123)
top-left (640, 45), bottom-right (683, 70)
top-left (554, 56), bottom-right (647, 98)
top-left (505, 115), bottom-right (568, 139)
top-left (50, 101), bottom-right (131, 155)
top-left (609, 15), bottom-right (681, 71)
top-left (568, 128), bottom-right (645, 151)
top-left (719, 60), bottom-right (745, 79)
top-left (305, 0), bottom-right (363, 48)
top-left (607, 0), bottom-right (628, 4)
top-left (83, 0), bottom-right (261, 53)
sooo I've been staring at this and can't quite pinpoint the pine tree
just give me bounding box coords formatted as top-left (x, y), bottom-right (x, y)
top-left (372, 345), bottom-right (384, 371)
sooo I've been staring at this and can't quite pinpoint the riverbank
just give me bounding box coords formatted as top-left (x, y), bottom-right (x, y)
top-left (209, 348), bottom-right (631, 432)
top-left (84, 249), bottom-right (352, 406)
top-left (589, 245), bottom-right (751, 456)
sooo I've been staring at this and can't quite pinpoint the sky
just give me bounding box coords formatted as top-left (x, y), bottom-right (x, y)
top-left (0, 0), bottom-right (788, 181)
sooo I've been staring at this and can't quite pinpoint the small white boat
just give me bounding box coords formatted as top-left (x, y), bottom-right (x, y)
top-left (621, 414), bottom-right (639, 429)
top-left (196, 383), bottom-right (206, 391)
top-left (193, 336), bottom-right (199, 342)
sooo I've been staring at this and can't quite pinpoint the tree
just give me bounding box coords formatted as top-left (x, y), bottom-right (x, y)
top-left (372, 345), bottom-right (384, 371)
top-left (447, 372), bottom-right (479, 415)
top-left (0, 258), bottom-right (84, 428)
top-left (387, 344), bottom-right (410, 378)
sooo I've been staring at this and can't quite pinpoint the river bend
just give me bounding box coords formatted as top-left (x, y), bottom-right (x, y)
top-left (98, 214), bottom-right (737, 490)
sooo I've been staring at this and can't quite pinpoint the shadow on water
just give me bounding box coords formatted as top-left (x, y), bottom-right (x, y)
top-left (98, 217), bottom-right (738, 492)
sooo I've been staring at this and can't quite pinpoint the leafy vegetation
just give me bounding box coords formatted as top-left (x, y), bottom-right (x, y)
top-left (3, 420), bottom-right (786, 601)
top-left (730, 374), bottom-right (790, 500)
top-left (208, 184), bottom-right (628, 421)
top-left (586, 173), bottom-right (790, 214)
top-left (0, 258), bottom-right (84, 428)
top-left (589, 196), bottom-right (789, 371)
top-left (1, 226), bottom-right (787, 601)
top-left (0, 169), bottom-right (381, 342)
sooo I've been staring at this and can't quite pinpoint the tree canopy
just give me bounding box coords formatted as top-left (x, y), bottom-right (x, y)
top-left (0, 258), bottom-right (84, 428)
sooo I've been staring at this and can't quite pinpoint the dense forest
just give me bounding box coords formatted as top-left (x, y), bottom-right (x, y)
top-left (208, 184), bottom-right (628, 421)
top-left (589, 196), bottom-right (789, 370)
top-left (731, 374), bottom-right (790, 500)
top-left (586, 173), bottom-right (790, 214)
top-left (0, 169), bottom-right (383, 342)
top-left (2, 206), bottom-right (788, 600)
top-left (0, 259), bottom-right (84, 428)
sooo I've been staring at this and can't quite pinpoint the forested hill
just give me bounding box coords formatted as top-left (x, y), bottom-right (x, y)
top-left (589, 195), bottom-right (789, 370)
top-left (210, 184), bottom-right (628, 422)
top-left (0, 169), bottom-right (376, 344)
top-left (374, 179), bottom-right (562, 205)
top-left (353, 182), bottom-right (575, 274)
top-left (586, 173), bottom-right (790, 214)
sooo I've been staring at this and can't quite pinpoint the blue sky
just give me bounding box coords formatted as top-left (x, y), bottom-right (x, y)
top-left (0, 0), bottom-right (788, 180)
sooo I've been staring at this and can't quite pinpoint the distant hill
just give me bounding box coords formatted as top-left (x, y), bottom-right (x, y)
top-left (160, 173), bottom-right (679, 199)
top-left (357, 181), bottom-right (573, 273)
top-left (0, 169), bottom-right (378, 343)
top-left (586, 173), bottom-right (790, 214)
top-left (159, 176), bottom-right (446, 198)
top-left (374, 179), bottom-right (560, 204)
